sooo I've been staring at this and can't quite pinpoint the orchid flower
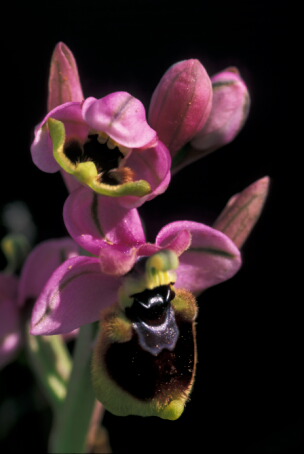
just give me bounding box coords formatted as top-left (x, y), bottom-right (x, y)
top-left (31, 92), bottom-right (171, 208)
top-left (29, 187), bottom-right (241, 420)
top-left (30, 186), bottom-right (241, 336)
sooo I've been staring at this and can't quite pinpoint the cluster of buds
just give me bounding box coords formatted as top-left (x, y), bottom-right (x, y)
top-left (1, 42), bottom-right (269, 421)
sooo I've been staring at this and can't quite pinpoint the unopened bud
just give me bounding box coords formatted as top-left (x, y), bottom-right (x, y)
top-left (149, 59), bottom-right (212, 156)
top-left (213, 176), bottom-right (270, 248)
top-left (47, 42), bottom-right (84, 111)
top-left (191, 67), bottom-right (250, 154)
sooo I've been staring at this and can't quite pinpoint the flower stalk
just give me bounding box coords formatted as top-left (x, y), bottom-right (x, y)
top-left (25, 329), bottom-right (72, 412)
top-left (49, 323), bottom-right (98, 454)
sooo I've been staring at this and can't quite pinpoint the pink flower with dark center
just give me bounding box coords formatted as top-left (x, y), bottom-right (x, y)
top-left (31, 92), bottom-right (171, 208)
top-left (30, 186), bottom-right (241, 336)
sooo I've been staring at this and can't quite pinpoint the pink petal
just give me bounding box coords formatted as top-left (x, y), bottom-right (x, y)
top-left (156, 221), bottom-right (241, 294)
top-left (136, 230), bottom-right (191, 260)
top-left (63, 186), bottom-right (146, 256)
top-left (155, 228), bottom-right (192, 256)
top-left (0, 274), bottom-right (22, 368)
top-left (30, 256), bottom-right (120, 335)
top-left (98, 244), bottom-right (138, 276)
top-left (118, 141), bottom-right (171, 209)
top-left (137, 242), bottom-right (161, 257)
top-left (82, 93), bottom-right (157, 148)
top-left (31, 102), bottom-right (87, 173)
top-left (18, 237), bottom-right (80, 306)
top-left (60, 171), bottom-right (83, 193)
top-left (31, 121), bottom-right (60, 173)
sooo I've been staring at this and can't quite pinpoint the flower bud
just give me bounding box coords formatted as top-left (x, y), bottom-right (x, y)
top-left (213, 176), bottom-right (270, 248)
top-left (191, 67), bottom-right (250, 154)
top-left (47, 42), bottom-right (84, 112)
top-left (148, 59), bottom-right (212, 156)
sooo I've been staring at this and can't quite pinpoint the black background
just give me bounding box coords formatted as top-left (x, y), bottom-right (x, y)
top-left (1, 1), bottom-right (301, 453)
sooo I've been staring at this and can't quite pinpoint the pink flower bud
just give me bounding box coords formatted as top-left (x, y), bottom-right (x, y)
top-left (213, 176), bottom-right (270, 248)
top-left (148, 59), bottom-right (213, 156)
top-left (191, 67), bottom-right (250, 153)
top-left (47, 42), bottom-right (84, 112)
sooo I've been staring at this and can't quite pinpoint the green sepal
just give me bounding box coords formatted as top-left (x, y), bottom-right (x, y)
top-left (48, 117), bottom-right (152, 197)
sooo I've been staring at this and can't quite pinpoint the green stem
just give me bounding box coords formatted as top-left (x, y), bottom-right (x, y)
top-left (25, 331), bottom-right (72, 411)
top-left (49, 323), bottom-right (97, 453)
